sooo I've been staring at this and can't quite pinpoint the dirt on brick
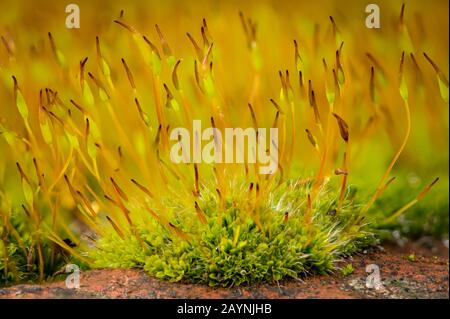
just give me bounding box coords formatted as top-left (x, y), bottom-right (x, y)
top-left (0, 239), bottom-right (448, 299)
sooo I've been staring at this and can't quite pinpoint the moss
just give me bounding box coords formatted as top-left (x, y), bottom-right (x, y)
top-left (90, 179), bottom-right (375, 287)
top-left (0, 1), bottom-right (446, 288)
top-left (367, 172), bottom-right (449, 239)
top-left (341, 264), bottom-right (354, 277)
top-left (0, 211), bottom-right (69, 286)
top-left (0, 200), bottom-right (87, 286)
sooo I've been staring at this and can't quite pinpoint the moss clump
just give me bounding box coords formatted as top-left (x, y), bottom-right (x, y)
top-left (90, 179), bottom-right (375, 286)
top-left (341, 263), bottom-right (354, 277)
top-left (0, 208), bottom-right (70, 285)
top-left (0, 1), bottom-right (445, 288)
top-left (0, 190), bottom-right (87, 286)
top-left (368, 173), bottom-right (449, 239)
